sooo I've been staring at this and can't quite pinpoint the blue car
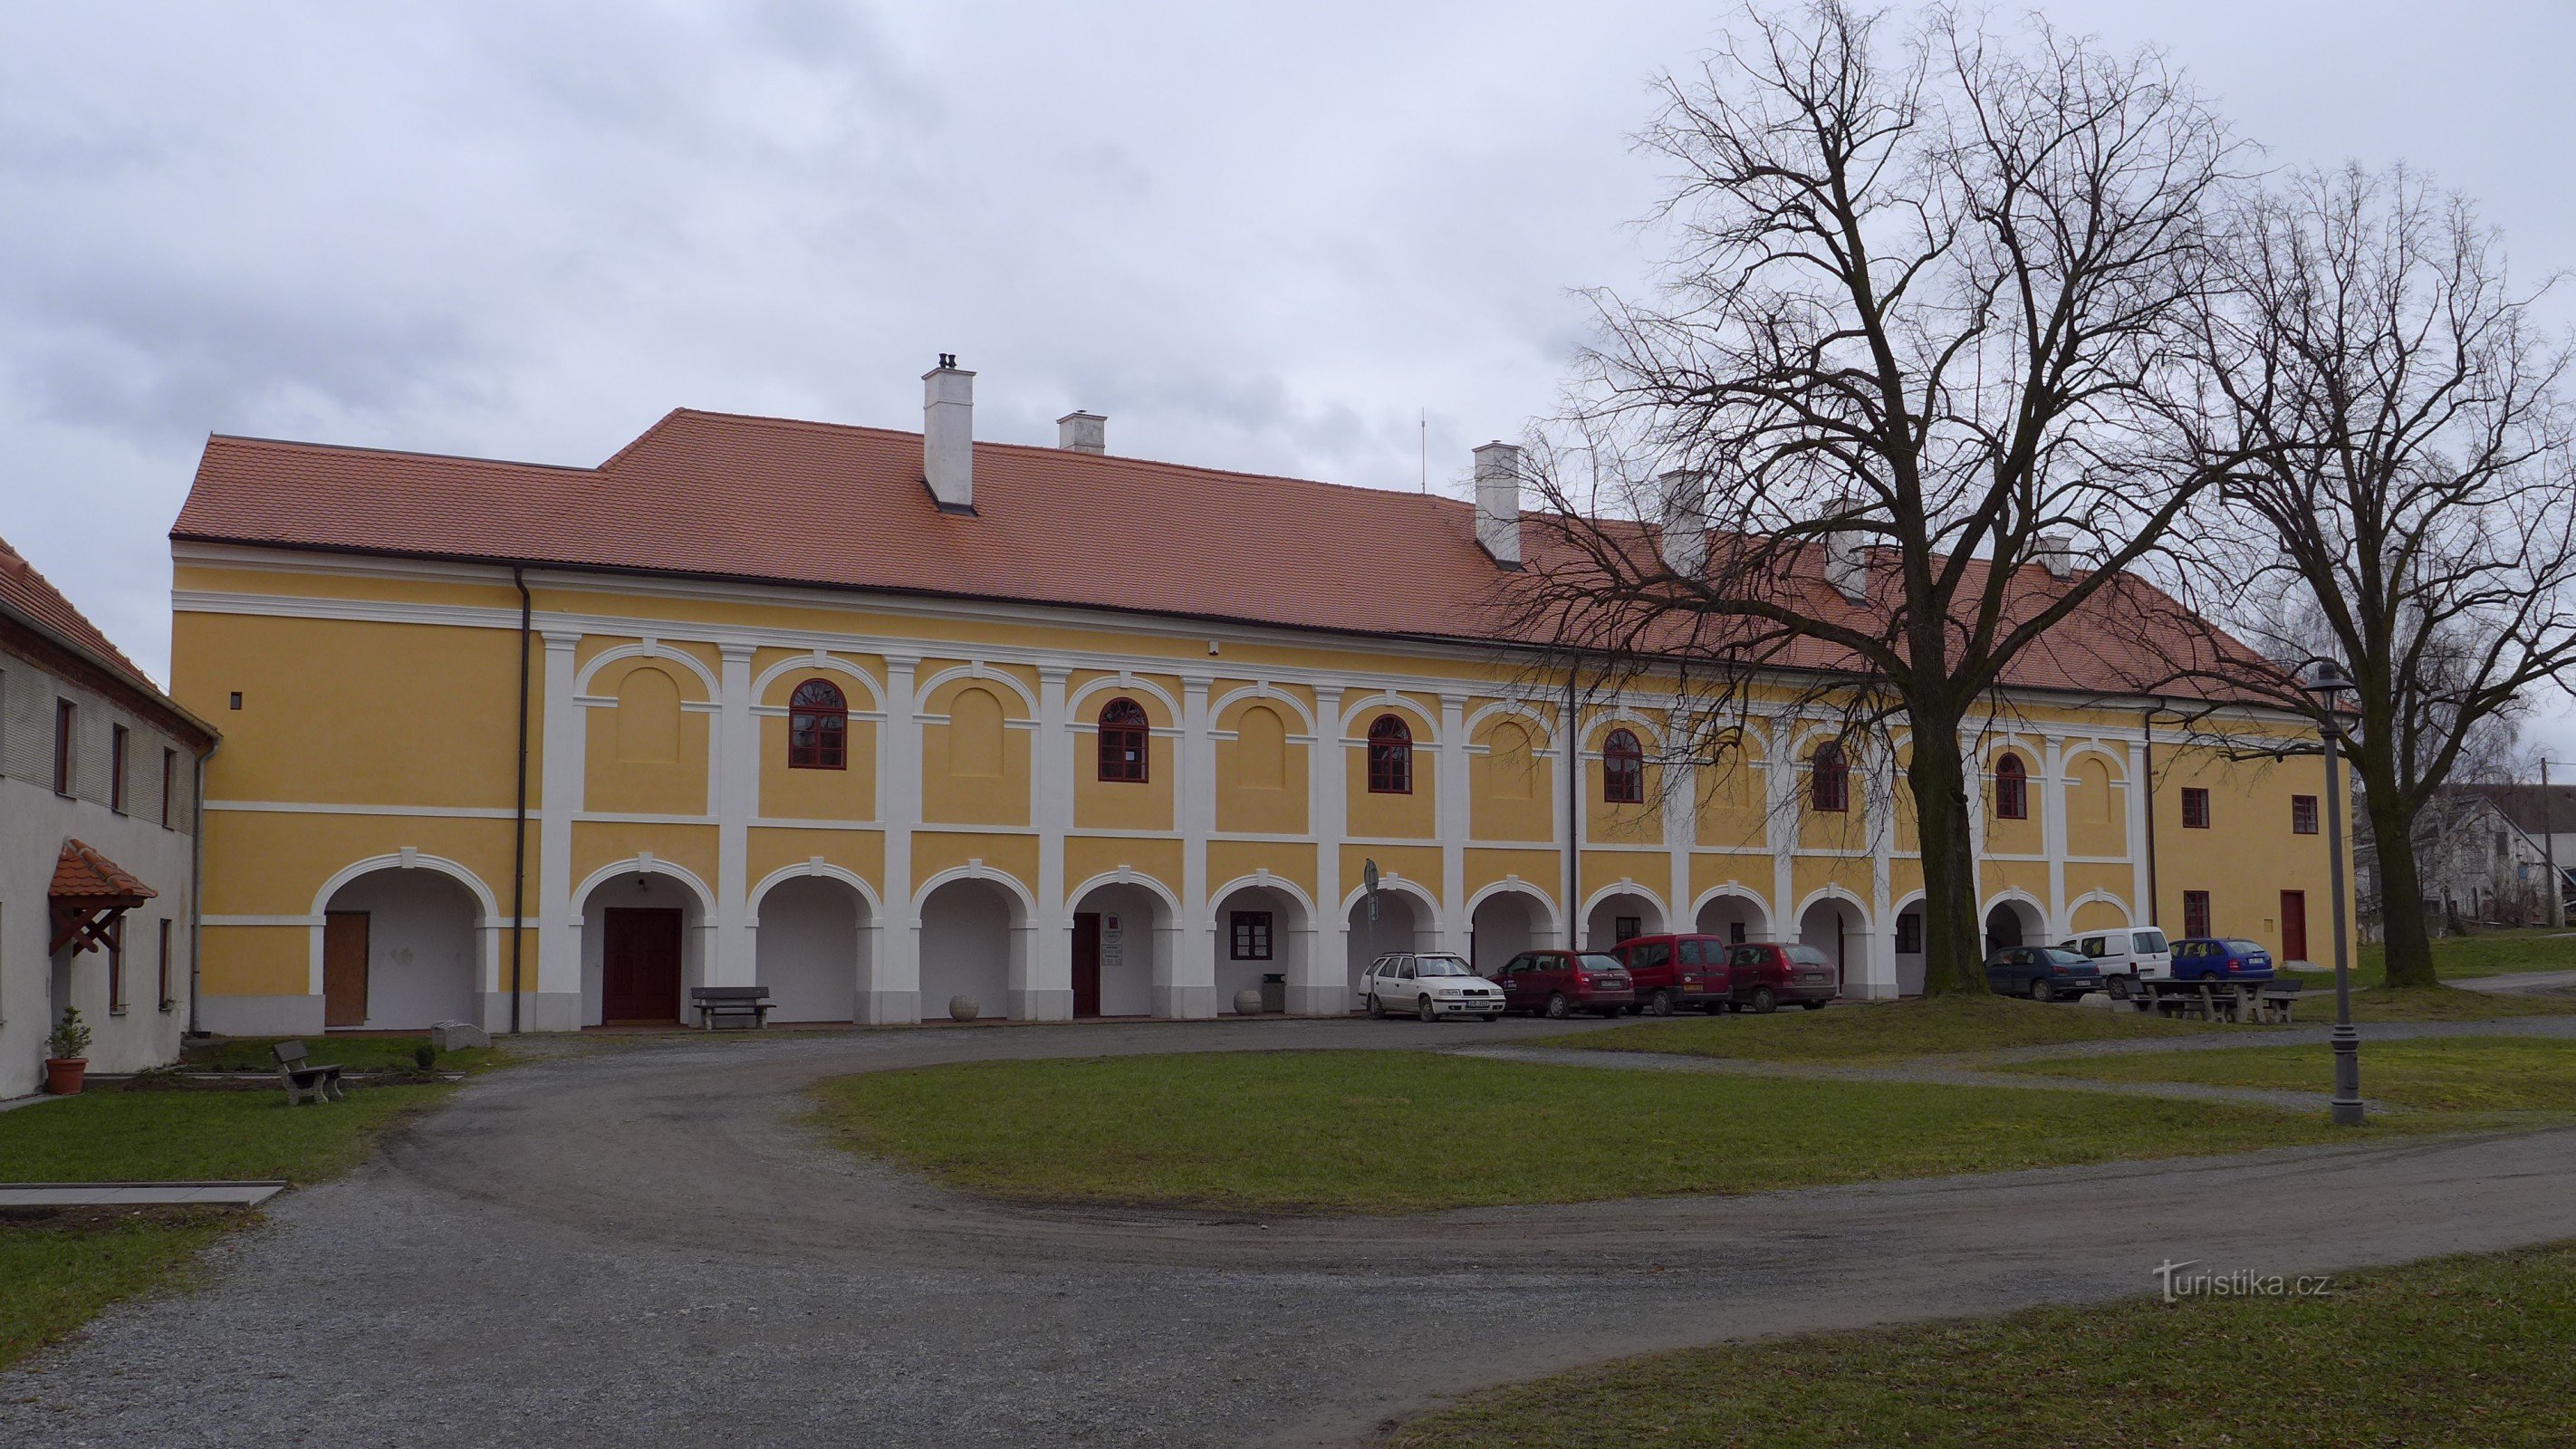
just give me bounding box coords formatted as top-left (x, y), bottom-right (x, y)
top-left (2169, 937), bottom-right (2273, 983)
top-left (1983, 945), bottom-right (2103, 1002)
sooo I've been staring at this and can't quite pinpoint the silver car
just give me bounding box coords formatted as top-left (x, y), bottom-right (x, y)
top-left (1358, 952), bottom-right (1504, 1022)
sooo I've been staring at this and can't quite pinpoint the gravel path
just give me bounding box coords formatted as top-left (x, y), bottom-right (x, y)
top-left (7, 1016), bottom-right (2576, 1448)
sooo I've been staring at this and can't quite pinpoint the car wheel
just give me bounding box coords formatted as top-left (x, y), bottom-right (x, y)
top-left (1751, 986), bottom-right (1777, 1014)
top-left (1366, 993), bottom-right (1387, 1020)
top-left (2109, 974), bottom-right (2133, 1001)
top-left (1648, 989), bottom-right (1676, 1016)
top-left (1544, 993), bottom-right (1572, 1020)
top-left (1418, 994), bottom-right (1438, 1023)
top-left (2029, 978), bottom-right (2052, 1003)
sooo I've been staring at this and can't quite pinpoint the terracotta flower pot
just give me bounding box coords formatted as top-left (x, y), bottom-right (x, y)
top-left (44, 1057), bottom-right (88, 1095)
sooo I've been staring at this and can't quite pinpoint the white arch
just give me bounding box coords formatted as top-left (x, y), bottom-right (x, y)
top-left (1465, 877), bottom-right (1561, 936)
top-left (1889, 888), bottom-right (1927, 917)
top-left (572, 855), bottom-right (717, 916)
top-left (1689, 882), bottom-right (1773, 926)
top-left (1581, 879), bottom-right (1668, 922)
top-left (912, 862), bottom-right (1038, 924)
top-left (1067, 868), bottom-right (1185, 921)
top-left (1207, 682), bottom-right (1318, 735)
top-left (752, 652), bottom-right (883, 710)
top-left (1979, 887), bottom-right (2050, 941)
top-left (916, 662), bottom-right (1039, 717)
top-left (311, 850), bottom-right (502, 923)
top-left (1068, 672), bottom-right (1186, 726)
top-left (1793, 884), bottom-right (1872, 927)
top-left (2066, 888), bottom-right (2133, 928)
top-left (1338, 691), bottom-right (1439, 742)
top-left (1462, 698), bottom-right (1557, 752)
top-left (747, 859), bottom-right (884, 924)
top-left (575, 640), bottom-right (721, 698)
top-left (1210, 871), bottom-right (1319, 922)
top-left (1581, 710), bottom-right (1667, 753)
top-left (1340, 874), bottom-right (1442, 922)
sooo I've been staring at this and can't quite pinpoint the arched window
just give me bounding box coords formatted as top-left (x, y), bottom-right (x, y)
top-left (1602, 728), bottom-right (1644, 804)
top-left (1097, 697), bottom-right (1149, 782)
top-left (787, 678), bottom-right (847, 770)
top-left (1810, 740), bottom-right (1849, 813)
top-left (1994, 753), bottom-right (2029, 820)
top-left (1367, 715), bottom-right (1414, 794)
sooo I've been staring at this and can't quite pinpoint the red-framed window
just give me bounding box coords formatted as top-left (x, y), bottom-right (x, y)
top-left (2183, 890), bottom-right (2212, 939)
top-left (1810, 741), bottom-right (1849, 813)
top-left (1994, 753), bottom-right (2028, 820)
top-left (158, 918), bottom-right (175, 1010)
top-left (1897, 911), bottom-right (1923, 954)
top-left (1098, 697), bottom-right (1149, 782)
top-left (1367, 715), bottom-right (1413, 794)
top-left (1230, 910), bottom-right (1274, 960)
top-left (111, 724), bottom-right (130, 813)
top-left (787, 679), bottom-right (848, 770)
top-left (1602, 728), bottom-right (1644, 804)
top-left (161, 747), bottom-right (178, 828)
top-left (53, 698), bottom-right (73, 795)
top-left (107, 917), bottom-right (126, 1014)
top-left (2181, 787), bottom-right (2211, 830)
top-left (2292, 794), bottom-right (2319, 835)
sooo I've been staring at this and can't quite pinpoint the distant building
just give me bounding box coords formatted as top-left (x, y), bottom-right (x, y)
top-left (2, 535), bottom-right (217, 1096)
top-left (2358, 784), bottom-right (2570, 937)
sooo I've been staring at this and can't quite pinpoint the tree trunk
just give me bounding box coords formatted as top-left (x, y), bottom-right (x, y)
top-left (1907, 716), bottom-right (1987, 995)
top-left (2362, 780), bottom-right (2439, 989)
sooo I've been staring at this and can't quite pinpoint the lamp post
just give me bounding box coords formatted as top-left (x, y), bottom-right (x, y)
top-left (2302, 658), bottom-right (2363, 1126)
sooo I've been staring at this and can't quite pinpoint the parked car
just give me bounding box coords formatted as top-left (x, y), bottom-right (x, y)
top-left (1358, 952), bottom-right (1505, 1022)
top-left (1724, 942), bottom-right (1839, 1013)
top-left (1494, 950), bottom-right (1636, 1018)
top-left (2168, 937), bottom-right (2274, 984)
top-left (2057, 926), bottom-right (2174, 997)
top-left (1984, 945), bottom-right (2104, 1001)
top-left (1612, 934), bottom-right (1734, 1015)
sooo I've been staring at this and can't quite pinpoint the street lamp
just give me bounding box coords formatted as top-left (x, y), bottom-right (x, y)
top-left (2301, 658), bottom-right (2363, 1127)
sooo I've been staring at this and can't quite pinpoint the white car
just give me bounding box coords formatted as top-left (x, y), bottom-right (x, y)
top-left (1358, 952), bottom-right (1504, 1022)
top-left (2059, 927), bottom-right (2174, 996)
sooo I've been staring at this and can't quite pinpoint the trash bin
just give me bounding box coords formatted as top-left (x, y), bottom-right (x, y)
top-left (1260, 972), bottom-right (1287, 1014)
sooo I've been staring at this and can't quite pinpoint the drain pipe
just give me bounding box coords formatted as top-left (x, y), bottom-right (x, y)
top-left (1564, 666), bottom-right (1581, 949)
top-left (187, 749), bottom-right (207, 1036)
top-left (508, 566), bottom-right (533, 1034)
top-left (2142, 705), bottom-right (2161, 926)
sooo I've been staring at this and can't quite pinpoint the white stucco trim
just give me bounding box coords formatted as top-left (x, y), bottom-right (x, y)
top-left (1206, 682), bottom-right (1319, 734)
top-left (573, 639), bottom-right (721, 699)
top-left (2065, 888), bottom-right (2135, 928)
top-left (1464, 877), bottom-right (1561, 936)
top-left (746, 859), bottom-right (885, 922)
top-left (1210, 871), bottom-right (1320, 923)
top-left (911, 862), bottom-right (1038, 924)
top-left (1065, 672), bottom-right (1184, 724)
top-left (915, 662), bottom-right (1039, 717)
top-left (572, 855), bottom-right (718, 916)
top-left (1687, 882), bottom-right (1773, 930)
top-left (751, 650), bottom-right (884, 708)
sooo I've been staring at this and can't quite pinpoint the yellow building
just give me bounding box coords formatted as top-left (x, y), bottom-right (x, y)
top-left (168, 363), bottom-right (2347, 1033)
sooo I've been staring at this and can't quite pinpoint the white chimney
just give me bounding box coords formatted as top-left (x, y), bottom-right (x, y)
top-left (2035, 532), bottom-right (2074, 580)
top-left (1057, 410), bottom-right (1106, 455)
top-left (1823, 495), bottom-right (1868, 602)
top-left (923, 355), bottom-right (975, 513)
top-left (1474, 441), bottom-right (1523, 568)
top-left (1656, 469), bottom-right (1708, 579)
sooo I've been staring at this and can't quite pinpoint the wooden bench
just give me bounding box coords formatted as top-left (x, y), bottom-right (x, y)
top-left (2255, 979), bottom-right (2305, 1024)
top-left (689, 985), bottom-right (774, 1031)
top-left (2140, 980), bottom-right (2248, 1022)
top-left (274, 1041), bottom-right (346, 1106)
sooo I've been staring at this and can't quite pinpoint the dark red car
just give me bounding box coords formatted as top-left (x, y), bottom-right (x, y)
top-left (1612, 934), bottom-right (1735, 1015)
top-left (1725, 942), bottom-right (1839, 1012)
top-left (1493, 950), bottom-right (1635, 1018)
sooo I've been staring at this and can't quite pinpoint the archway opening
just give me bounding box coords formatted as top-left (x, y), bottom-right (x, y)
top-left (581, 871), bottom-right (704, 1027)
top-left (1584, 891), bottom-right (1663, 950)
top-left (918, 878), bottom-right (1023, 1022)
top-left (1345, 889), bottom-right (1433, 1007)
top-left (1984, 897), bottom-right (2045, 955)
top-left (1469, 890), bottom-right (1551, 974)
top-left (1797, 897), bottom-right (1860, 995)
top-left (320, 868), bottom-right (481, 1031)
top-left (1214, 883), bottom-right (1308, 1013)
top-left (755, 876), bottom-right (873, 1023)
top-left (1892, 898), bottom-right (1927, 996)
top-left (1069, 882), bottom-right (1168, 1019)
top-left (1694, 893), bottom-right (1767, 948)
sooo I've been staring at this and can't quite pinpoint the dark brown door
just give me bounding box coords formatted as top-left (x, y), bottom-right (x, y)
top-left (2280, 890), bottom-right (2309, 964)
top-left (323, 911), bottom-right (370, 1028)
top-left (1072, 913), bottom-right (1102, 1018)
top-left (602, 907), bottom-right (683, 1023)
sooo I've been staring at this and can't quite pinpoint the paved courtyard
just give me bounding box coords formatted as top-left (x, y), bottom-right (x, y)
top-left (7, 1017), bottom-right (2576, 1447)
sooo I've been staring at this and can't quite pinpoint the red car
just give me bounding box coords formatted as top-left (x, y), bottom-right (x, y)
top-left (1613, 934), bottom-right (1735, 1015)
top-left (1493, 950), bottom-right (1636, 1018)
top-left (1725, 942), bottom-right (1839, 1012)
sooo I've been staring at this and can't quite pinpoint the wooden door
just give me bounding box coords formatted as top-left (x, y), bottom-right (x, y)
top-left (1072, 912), bottom-right (1102, 1018)
top-left (602, 907), bottom-right (683, 1023)
top-left (2280, 890), bottom-right (2309, 964)
top-left (323, 911), bottom-right (370, 1028)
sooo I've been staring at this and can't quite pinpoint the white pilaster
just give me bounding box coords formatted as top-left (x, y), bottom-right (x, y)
top-left (2043, 734), bottom-right (2067, 937)
top-left (1303, 686), bottom-right (1347, 1014)
top-left (865, 654), bottom-right (921, 1023)
top-left (1766, 721), bottom-right (1794, 945)
top-left (715, 642), bottom-right (756, 986)
top-left (2129, 740), bottom-right (2155, 926)
top-left (1022, 666), bottom-right (1073, 1021)
top-left (1865, 746), bottom-right (1896, 998)
top-left (1665, 730), bottom-right (1694, 940)
top-left (1165, 676), bottom-right (1217, 1018)
top-left (533, 631), bottom-right (585, 1030)
top-left (1438, 693), bottom-right (1469, 954)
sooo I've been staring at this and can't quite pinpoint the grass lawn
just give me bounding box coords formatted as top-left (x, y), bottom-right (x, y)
top-left (1996, 1036), bottom-right (2576, 1114)
top-left (811, 1050), bottom-right (2404, 1214)
top-left (2325, 982), bottom-right (2576, 1022)
top-left (179, 1035), bottom-right (495, 1073)
top-left (1582, 994), bottom-right (2229, 1063)
top-left (0, 1081), bottom-right (454, 1370)
top-left (2360, 926), bottom-right (2576, 984)
top-left (1383, 1243), bottom-right (2576, 1448)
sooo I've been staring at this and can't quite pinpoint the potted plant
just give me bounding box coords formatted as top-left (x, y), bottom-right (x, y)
top-left (44, 1007), bottom-right (93, 1095)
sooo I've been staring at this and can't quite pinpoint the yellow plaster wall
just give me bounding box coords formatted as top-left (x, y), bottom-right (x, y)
top-left (1214, 694), bottom-right (1309, 836)
top-left (1980, 741), bottom-right (2044, 857)
top-left (1694, 734), bottom-right (1769, 851)
top-left (910, 830), bottom-right (1042, 903)
top-left (571, 821), bottom-right (717, 896)
top-left (200, 811), bottom-right (518, 917)
top-left (2154, 744), bottom-right (2345, 960)
top-left (2065, 862), bottom-right (2136, 915)
top-left (1791, 855), bottom-right (1872, 912)
top-left (1579, 849), bottom-right (1666, 907)
top-left (1345, 705), bottom-right (1439, 840)
top-left (1062, 834), bottom-right (1186, 906)
top-left (1584, 718), bottom-right (1666, 847)
top-left (197, 924), bottom-right (310, 997)
top-left (2063, 746), bottom-right (2129, 857)
top-left (1344, 843), bottom-right (1441, 903)
top-left (582, 656), bottom-right (713, 816)
top-left (746, 828), bottom-right (885, 905)
top-left (1469, 712), bottom-right (1554, 843)
top-left (921, 676), bottom-right (1033, 827)
top-left (2071, 897), bottom-right (2131, 932)
top-left (1207, 840), bottom-right (1317, 901)
top-left (1464, 846), bottom-right (1558, 899)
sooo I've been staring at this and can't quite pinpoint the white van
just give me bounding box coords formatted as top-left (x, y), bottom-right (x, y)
top-left (2059, 927), bottom-right (2174, 995)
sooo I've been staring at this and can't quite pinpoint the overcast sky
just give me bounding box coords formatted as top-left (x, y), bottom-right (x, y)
top-left (5, 1), bottom-right (2572, 756)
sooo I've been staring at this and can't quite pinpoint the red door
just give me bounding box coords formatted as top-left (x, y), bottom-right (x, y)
top-left (602, 908), bottom-right (682, 1023)
top-left (1072, 913), bottom-right (1102, 1018)
top-left (2280, 891), bottom-right (2309, 964)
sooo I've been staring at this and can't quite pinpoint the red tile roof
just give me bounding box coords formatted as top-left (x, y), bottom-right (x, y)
top-left (173, 408), bottom-right (2270, 703)
top-left (0, 533), bottom-right (156, 690)
top-left (50, 839), bottom-right (158, 903)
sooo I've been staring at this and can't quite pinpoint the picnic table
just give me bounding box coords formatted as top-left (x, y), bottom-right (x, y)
top-left (2130, 978), bottom-right (2304, 1024)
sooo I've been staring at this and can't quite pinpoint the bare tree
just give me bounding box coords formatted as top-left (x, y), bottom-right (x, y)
top-left (2164, 163), bottom-right (2576, 987)
top-left (1506, 2), bottom-right (2247, 993)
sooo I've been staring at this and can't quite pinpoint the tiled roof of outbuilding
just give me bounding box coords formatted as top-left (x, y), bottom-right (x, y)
top-left (173, 407), bottom-right (2273, 703)
top-left (50, 839), bottom-right (158, 903)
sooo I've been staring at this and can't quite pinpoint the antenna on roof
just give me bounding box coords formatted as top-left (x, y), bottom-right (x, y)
top-left (1419, 408), bottom-right (1428, 493)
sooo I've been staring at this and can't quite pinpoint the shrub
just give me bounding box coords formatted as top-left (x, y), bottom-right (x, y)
top-left (45, 1008), bottom-right (93, 1060)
